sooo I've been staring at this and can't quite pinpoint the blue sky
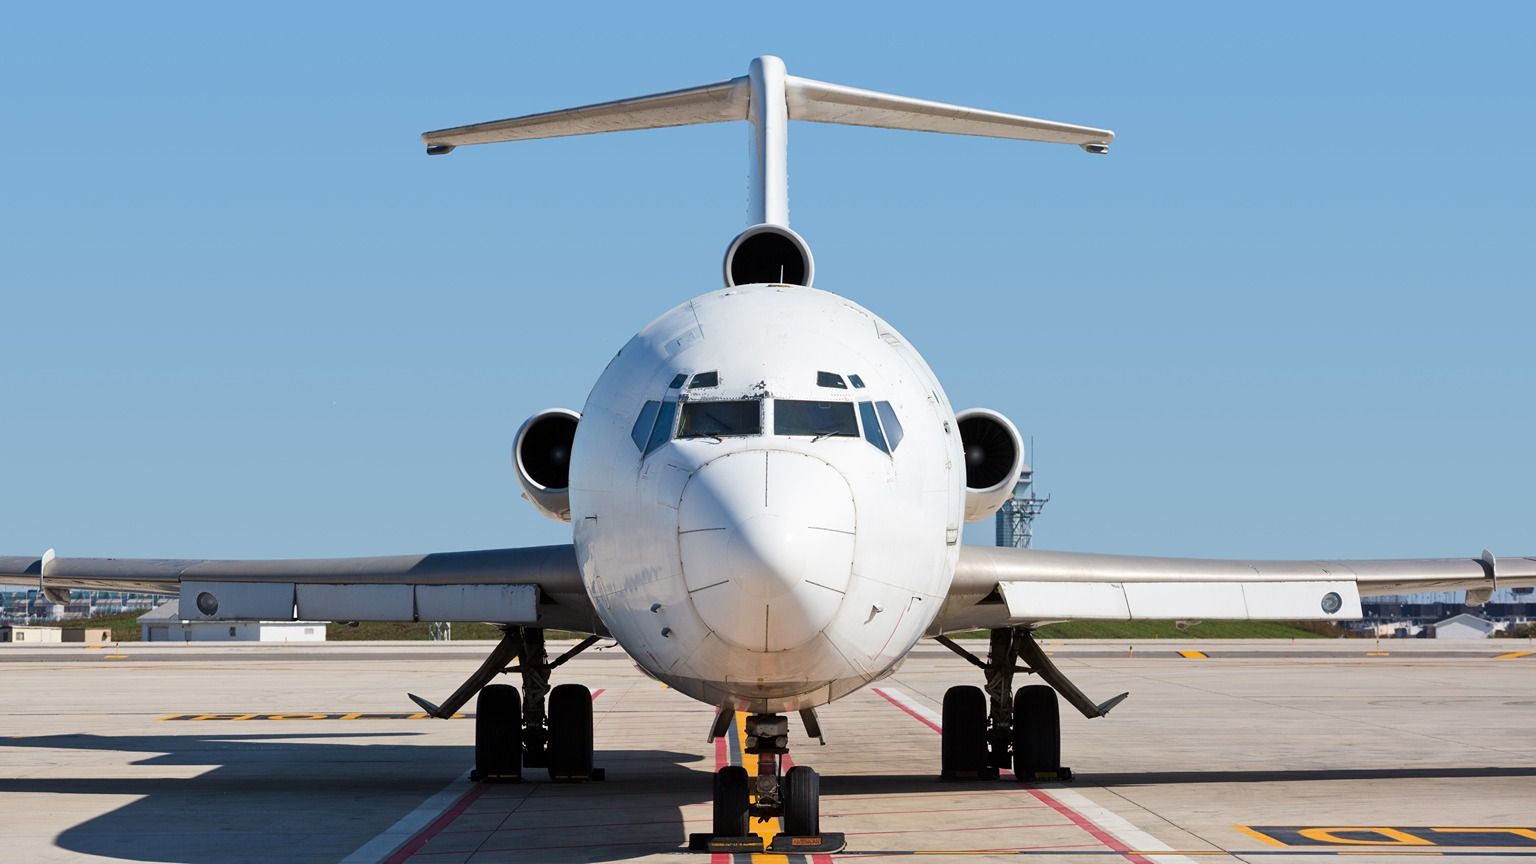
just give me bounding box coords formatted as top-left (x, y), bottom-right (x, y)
top-left (2, 2), bottom-right (1532, 561)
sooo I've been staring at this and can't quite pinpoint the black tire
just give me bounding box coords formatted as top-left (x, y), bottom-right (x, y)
top-left (474, 684), bottom-right (522, 781)
top-left (941, 685), bottom-right (988, 780)
top-left (783, 765), bottom-right (819, 835)
top-left (548, 683), bottom-right (593, 781)
top-left (712, 765), bottom-right (750, 837)
top-left (1012, 684), bottom-right (1061, 778)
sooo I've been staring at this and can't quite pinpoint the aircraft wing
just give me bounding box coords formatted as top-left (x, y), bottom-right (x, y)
top-left (933, 545), bottom-right (1536, 633)
top-left (0, 545), bottom-right (603, 634)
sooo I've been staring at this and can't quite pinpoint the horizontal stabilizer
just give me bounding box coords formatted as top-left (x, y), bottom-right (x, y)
top-left (786, 76), bottom-right (1112, 150)
top-left (423, 79), bottom-right (748, 152)
top-left (421, 55), bottom-right (1113, 229)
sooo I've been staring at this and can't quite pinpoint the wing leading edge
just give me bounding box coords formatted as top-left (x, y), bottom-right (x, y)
top-left (0, 545), bottom-right (602, 634)
top-left (935, 546), bottom-right (1536, 633)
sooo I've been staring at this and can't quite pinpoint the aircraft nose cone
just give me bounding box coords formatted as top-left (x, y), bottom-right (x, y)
top-left (679, 451), bottom-right (855, 652)
top-left (728, 513), bottom-right (807, 601)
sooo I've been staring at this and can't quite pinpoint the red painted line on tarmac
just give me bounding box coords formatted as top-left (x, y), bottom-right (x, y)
top-left (872, 687), bottom-right (941, 732)
top-left (386, 688), bottom-right (605, 863)
top-left (383, 783), bottom-right (489, 864)
top-left (876, 686), bottom-right (1156, 864)
top-left (1027, 789), bottom-right (1155, 864)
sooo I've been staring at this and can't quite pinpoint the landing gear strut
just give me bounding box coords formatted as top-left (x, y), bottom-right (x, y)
top-left (936, 627), bottom-right (1129, 782)
top-left (688, 710), bottom-right (845, 854)
top-left (408, 626), bottom-right (604, 783)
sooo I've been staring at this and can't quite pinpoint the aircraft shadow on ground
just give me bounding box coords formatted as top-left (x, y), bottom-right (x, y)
top-left (0, 732), bottom-right (710, 864)
top-left (818, 764), bottom-right (1536, 798)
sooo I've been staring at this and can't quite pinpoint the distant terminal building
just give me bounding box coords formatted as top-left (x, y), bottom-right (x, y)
top-left (138, 601), bottom-right (327, 643)
top-left (994, 464), bottom-right (1048, 549)
top-left (1362, 586), bottom-right (1534, 636)
top-left (3, 589), bottom-right (159, 624)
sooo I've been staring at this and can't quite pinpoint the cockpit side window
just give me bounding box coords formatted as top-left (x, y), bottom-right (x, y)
top-left (631, 400), bottom-right (662, 451)
top-left (677, 400), bottom-right (762, 439)
top-left (645, 400), bottom-right (679, 454)
top-left (848, 374), bottom-right (866, 389)
top-left (775, 400), bottom-right (858, 438)
top-left (816, 371), bottom-right (847, 389)
top-left (858, 401), bottom-right (890, 453)
top-left (687, 371), bottom-right (719, 389)
top-left (668, 373), bottom-right (688, 389)
top-left (875, 401), bottom-right (904, 450)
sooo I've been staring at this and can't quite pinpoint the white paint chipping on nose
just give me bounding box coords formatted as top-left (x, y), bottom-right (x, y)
top-left (679, 450), bottom-right (855, 652)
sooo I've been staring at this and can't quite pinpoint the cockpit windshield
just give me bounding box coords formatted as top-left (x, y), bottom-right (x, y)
top-left (775, 400), bottom-right (858, 438)
top-left (677, 400), bottom-right (762, 439)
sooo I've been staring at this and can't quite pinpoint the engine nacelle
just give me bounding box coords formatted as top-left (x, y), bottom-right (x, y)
top-left (513, 408), bottom-right (580, 522)
top-left (957, 408), bottom-right (1025, 522)
top-left (723, 223), bottom-right (815, 287)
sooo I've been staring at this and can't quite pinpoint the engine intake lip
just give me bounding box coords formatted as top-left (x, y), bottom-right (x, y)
top-left (515, 408), bottom-right (580, 491)
top-left (956, 407), bottom-right (1024, 494)
top-left (723, 224), bottom-right (815, 288)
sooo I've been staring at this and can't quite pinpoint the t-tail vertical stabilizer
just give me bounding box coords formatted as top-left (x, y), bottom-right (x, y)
top-left (421, 55), bottom-right (1113, 286)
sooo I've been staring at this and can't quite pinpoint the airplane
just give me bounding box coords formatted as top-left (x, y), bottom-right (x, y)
top-left (4, 55), bottom-right (1533, 855)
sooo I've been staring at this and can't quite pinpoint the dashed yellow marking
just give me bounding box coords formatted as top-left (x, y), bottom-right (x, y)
top-left (1178, 650), bottom-right (1208, 659)
top-left (104, 654), bottom-right (129, 660)
top-left (1495, 650), bottom-right (1534, 660)
top-left (1367, 651), bottom-right (1391, 656)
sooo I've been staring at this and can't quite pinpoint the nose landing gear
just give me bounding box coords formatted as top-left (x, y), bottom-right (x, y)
top-left (688, 711), bottom-right (845, 854)
top-left (937, 627), bottom-right (1129, 783)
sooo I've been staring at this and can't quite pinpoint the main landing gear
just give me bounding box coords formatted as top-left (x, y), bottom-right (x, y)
top-left (408, 626), bottom-right (604, 783)
top-left (688, 709), bottom-right (846, 854)
top-left (936, 627), bottom-right (1129, 783)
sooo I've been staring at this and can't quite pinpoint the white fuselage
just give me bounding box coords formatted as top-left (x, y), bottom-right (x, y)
top-left (569, 284), bottom-right (965, 713)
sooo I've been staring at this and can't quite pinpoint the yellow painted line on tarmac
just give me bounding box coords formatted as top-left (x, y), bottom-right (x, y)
top-left (1495, 650), bottom-right (1534, 660)
top-left (1366, 652), bottom-right (1391, 656)
top-left (1178, 650), bottom-right (1208, 659)
top-left (104, 654), bottom-right (129, 660)
top-left (1234, 825), bottom-right (1289, 847)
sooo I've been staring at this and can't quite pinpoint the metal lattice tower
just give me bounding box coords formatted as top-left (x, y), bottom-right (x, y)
top-left (994, 461), bottom-right (1049, 548)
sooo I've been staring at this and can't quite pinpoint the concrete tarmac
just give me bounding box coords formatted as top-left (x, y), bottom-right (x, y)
top-left (1, 639), bottom-right (1532, 864)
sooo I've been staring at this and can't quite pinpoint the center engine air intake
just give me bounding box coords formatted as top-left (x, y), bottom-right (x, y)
top-left (956, 408), bottom-right (1025, 522)
top-left (723, 223), bottom-right (815, 287)
top-left (514, 408), bottom-right (580, 522)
